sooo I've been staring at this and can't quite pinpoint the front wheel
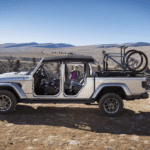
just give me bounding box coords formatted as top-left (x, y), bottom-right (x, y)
top-left (98, 93), bottom-right (124, 117)
top-left (0, 90), bottom-right (17, 115)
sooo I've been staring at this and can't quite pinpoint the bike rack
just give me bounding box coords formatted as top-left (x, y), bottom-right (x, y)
top-left (102, 45), bottom-right (146, 77)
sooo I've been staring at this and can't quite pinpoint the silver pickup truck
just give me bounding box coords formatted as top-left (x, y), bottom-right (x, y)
top-left (0, 55), bottom-right (149, 117)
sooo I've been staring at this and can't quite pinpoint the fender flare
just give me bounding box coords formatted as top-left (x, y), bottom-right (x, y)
top-left (92, 83), bottom-right (131, 99)
top-left (0, 83), bottom-right (26, 99)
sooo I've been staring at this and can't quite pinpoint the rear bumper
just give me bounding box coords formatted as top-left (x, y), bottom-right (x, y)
top-left (141, 93), bottom-right (149, 99)
top-left (146, 86), bottom-right (150, 93)
top-left (126, 92), bottom-right (149, 100)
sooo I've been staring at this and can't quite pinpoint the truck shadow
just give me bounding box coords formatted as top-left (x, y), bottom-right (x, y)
top-left (1, 104), bottom-right (150, 136)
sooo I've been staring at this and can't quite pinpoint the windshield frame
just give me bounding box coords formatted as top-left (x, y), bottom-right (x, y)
top-left (30, 58), bottom-right (44, 75)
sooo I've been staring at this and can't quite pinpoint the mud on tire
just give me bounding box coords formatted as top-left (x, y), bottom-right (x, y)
top-left (0, 90), bottom-right (17, 115)
top-left (98, 93), bottom-right (124, 117)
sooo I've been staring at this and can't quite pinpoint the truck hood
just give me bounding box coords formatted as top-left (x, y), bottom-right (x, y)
top-left (0, 71), bottom-right (29, 81)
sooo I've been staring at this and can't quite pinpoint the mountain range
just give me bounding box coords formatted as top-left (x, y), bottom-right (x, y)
top-left (0, 42), bottom-right (150, 50)
top-left (1, 42), bottom-right (74, 48)
top-left (98, 42), bottom-right (150, 48)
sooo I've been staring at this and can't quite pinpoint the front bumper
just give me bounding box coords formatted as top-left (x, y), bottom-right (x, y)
top-left (126, 92), bottom-right (149, 100)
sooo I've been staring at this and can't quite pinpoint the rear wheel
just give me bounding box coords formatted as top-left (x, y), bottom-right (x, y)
top-left (125, 49), bottom-right (138, 57)
top-left (98, 93), bottom-right (124, 117)
top-left (126, 51), bottom-right (148, 72)
top-left (125, 50), bottom-right (143, 70)
top-left (0, 90), bottom-right (17, 115)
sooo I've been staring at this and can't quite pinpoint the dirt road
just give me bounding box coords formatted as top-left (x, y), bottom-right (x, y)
top-left (0, 98), bottom-right (150, 150)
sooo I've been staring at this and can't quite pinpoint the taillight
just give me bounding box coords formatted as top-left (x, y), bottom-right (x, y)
top-left (142, 81), bottom-right (148, 88)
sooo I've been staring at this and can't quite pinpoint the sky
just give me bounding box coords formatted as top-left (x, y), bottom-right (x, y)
top-left (0, 0), bottom-right (150, 46)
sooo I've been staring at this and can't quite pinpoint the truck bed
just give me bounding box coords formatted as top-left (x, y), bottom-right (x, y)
top-left (95, 70), bottom-right (144, 77)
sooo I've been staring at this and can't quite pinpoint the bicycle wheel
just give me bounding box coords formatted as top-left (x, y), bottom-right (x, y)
top-left (125, 49), bottom-right (143, 69)
top-left (126, 51), bottom-right (148, 72)
top-left (125, 49), bottom-right (138, 56)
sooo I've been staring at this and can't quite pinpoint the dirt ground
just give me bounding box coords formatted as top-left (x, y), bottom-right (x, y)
top-left (1, 98), bottom-right (150, 150)
top-left (0, 50), bottom-right (150, 150)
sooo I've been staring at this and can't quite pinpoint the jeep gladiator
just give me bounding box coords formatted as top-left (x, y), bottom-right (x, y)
top-left (0, 55), bottom-right (149, 117)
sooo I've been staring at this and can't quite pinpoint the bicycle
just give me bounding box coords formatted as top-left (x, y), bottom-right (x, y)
top-left (102, 45), bottom-right (148, 73)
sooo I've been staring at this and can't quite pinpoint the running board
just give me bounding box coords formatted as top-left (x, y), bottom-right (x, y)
top-left (18, 99), bottom-right (96, 104)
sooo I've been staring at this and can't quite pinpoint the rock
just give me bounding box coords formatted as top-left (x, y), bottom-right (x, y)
top-left (33, 139), bottom-right (38, 142)
top-left (110, 139), bottom-right (115, 142)
top-left (130, 135), bottom-right (139, 141)
top-left (6, 123), bottom-right (14, 126)
top-left (27, 147), bottom-right (35, 150)
top-left (43, 139), bottom-right (54, 146)
top-left (144, 140), bottom-right (149, 144)
top-left (68, 140), bottom-right (82, 145)
top-left (25, 140), bottom-right (30, 143)
top-left (104, 146), bottom-right (114, 149)
top-left (119, 134), bottom-right (126, 137)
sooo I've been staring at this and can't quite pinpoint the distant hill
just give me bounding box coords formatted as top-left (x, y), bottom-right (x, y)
top-left (0, 42), bottom-right (150, 52)
top-left (98, 42), bottom-right (150, 48)
top-left (129, 42), bottom-right (150, 47)
top-left (3, 42), bottom-right (74, 48)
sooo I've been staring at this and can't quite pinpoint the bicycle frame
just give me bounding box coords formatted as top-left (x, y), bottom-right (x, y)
top-left (103, 52), bottom-right (137, 71)
top-left (106, 55), bottom-right (127, 69)
top-left (102, 45), bottom-right (147, 73)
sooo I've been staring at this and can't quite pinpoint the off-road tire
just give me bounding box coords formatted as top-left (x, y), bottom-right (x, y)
top-left (0, 90), bottom-right (17, 115)
top-left (98, 93), bottom-right (124, 117)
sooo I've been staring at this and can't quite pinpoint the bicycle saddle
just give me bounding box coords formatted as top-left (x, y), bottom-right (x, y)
top-left (118, 45), bottom-right (125, 48)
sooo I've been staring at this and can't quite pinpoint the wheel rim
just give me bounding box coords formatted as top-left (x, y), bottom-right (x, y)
top-left (103, 98), bottom-right (119, 114)
top-left (0, 95), bottom-right (12, 111)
